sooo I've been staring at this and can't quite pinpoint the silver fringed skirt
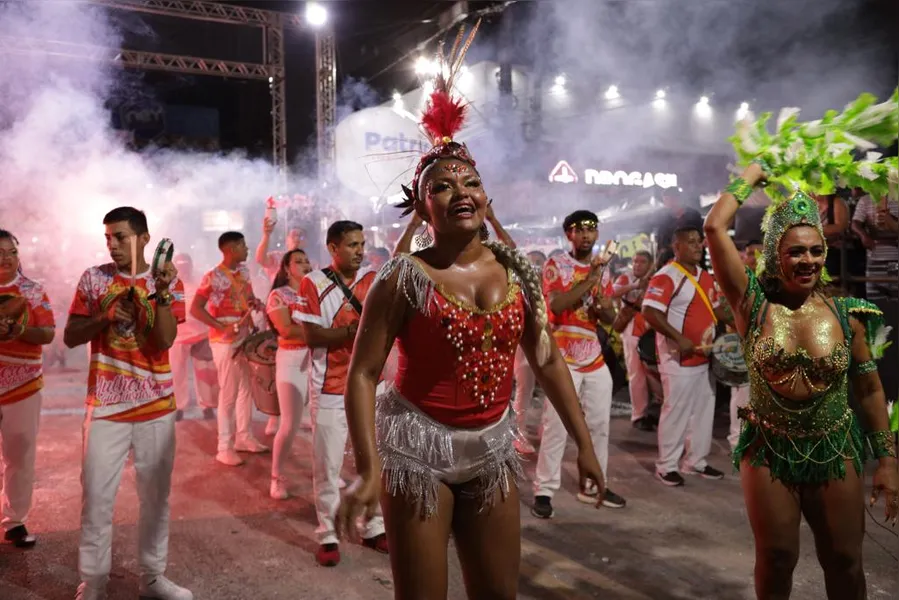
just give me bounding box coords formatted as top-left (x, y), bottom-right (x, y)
top-left (376, 387), bottom-right (524, 518)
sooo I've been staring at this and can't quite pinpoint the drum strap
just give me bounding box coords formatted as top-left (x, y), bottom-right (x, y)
top-left (671, 262), bottom-right (717, 324)
top-left (322, 268), bottom-right (364, 315)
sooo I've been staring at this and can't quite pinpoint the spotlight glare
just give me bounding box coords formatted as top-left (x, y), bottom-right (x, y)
top-left (655, 89), bottom-right (666, 99)
top-left (739, 101), bottom-right (749, 110)
top-left (652, 98), bottom-right (666, 109)
top-left (554, 74), bottom-right (566, 87)
top-left (699, 95), bottom-right (709, 105)
top-left (392, 91), bottom-right (402, 102)
top-left (305, 2), bottom-right (328, 27)
top-left (604, 85), bottom-right (619, 100)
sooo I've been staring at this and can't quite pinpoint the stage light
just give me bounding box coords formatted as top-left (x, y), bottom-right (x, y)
top-left (736, 101), bottom-right (750, 120)
top-left (695, 95), bottom-right (711, 117)
top-left (554, 74), bottom-right (566, 87)
top-left (414, 56), bottom-right (430, 75)
top-left (305, 2), bottom-right (327, 27)
top-left (392, 91), bottom-right (402, 102)
top-left (655, 89), bottom-right (666, 99)
top-left (604, 85), bottom-right (620, 100)
top-left (652, 98), bottom-right (666, 109)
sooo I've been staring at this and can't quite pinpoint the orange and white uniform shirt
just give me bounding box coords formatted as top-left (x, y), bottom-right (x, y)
top-left (195, 264), bottom-right (255, 344)
top-left (69, 264), bottom-right (186, 421)
top-left (542, 253), bottom-right (606, 373)
top-left (642, 262), bottom-right (719, 371)
top-left (173, 278), bottom-right (208, 346)
top-left (0, 274), bottom-right (55, 405)
top-left (613, 271), bottom-right (648, 338)
top-left (298, 268), bottom-right (375, 409)
top-left (266, 285), bottom-right (308, 351)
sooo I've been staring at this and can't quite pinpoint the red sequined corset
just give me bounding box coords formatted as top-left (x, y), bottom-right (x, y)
top-left (394, 271), bottom-right (526, 429)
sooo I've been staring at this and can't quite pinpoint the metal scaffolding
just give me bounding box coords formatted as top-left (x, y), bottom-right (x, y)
top-left (315, 31), bottom-right (337, 182)
top-left (0, 0), bottom-right (339, 180)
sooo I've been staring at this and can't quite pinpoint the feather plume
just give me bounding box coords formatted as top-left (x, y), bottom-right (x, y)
top-left (421, 90), bottom-right (467, 146)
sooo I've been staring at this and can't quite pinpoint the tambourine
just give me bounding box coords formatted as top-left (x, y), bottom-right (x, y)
top-left (152, 238), bottom-right (174, 275)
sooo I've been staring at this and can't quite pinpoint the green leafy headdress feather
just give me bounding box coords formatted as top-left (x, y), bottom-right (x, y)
top-left (730, 89), bottom-right (899, 279)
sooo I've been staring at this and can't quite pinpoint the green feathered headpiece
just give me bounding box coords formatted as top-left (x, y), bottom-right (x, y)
top-left (730, 88), bottom-right (899, 280)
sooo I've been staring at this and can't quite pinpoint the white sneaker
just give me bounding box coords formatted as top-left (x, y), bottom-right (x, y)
top-left (139, 575), bottom-right (193, 600)
top-left (270, 477), bottom-right (289, 500)
top-left (215, 449), bottom-right (244, 466)
top-left (75, 582), bottom-right (106, 600)
top-left (265, 417), bottom-right (279, 436)
top-left (234, 437), bottom-right (269, 453)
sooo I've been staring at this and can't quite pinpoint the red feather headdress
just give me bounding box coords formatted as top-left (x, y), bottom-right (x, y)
top-left (398, 20), bottom-right (480, 216)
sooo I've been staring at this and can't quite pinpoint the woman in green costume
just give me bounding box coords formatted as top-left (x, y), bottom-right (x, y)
top-left (704, 92), bottom-right (898, 600)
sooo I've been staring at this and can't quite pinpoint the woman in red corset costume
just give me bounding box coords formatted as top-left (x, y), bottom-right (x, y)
top-left (335, 24), bottom-right (605, 600)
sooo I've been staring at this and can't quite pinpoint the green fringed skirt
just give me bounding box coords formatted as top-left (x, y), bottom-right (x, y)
top-left (732, 407), bottom-right (864, 484)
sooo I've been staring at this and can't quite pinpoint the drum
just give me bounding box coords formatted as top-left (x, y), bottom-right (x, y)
top-left (152, 238), bottom-right (174, 275)
top-left (235, 330), bottom-right (280, 416)
top-left (0, 295), bottom-right (26, 320)
top-left (189, 338), bottom-right (213, 362)
top-left (710, 333), bottom-right (749, 387)
top-left (637, 330), bottom-right (658, 366)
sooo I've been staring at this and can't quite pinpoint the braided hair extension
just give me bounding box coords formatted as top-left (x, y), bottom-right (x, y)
top-left (484, 240), bottom-right (551, 366)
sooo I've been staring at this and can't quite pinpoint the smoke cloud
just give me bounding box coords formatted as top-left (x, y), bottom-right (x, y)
top-left (0, 1), bottom-right (373, 296)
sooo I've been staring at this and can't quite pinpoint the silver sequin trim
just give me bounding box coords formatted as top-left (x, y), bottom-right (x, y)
top-left (376, 387), bottom-right (525, 518)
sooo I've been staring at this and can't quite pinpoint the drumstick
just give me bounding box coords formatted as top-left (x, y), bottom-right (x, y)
top-left (668, 344), bottom-right (713, 355)
top-left (128, 235), bottom-right (138, 300)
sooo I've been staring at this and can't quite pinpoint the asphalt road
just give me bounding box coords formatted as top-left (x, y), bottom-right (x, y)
top-left (0, 368), bottom-right (896, 600)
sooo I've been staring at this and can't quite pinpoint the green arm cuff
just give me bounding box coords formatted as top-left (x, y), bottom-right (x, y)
top-left (854, 360), bottom-right (878, 376)
top-left (866, 430), bottom-right (898, 460)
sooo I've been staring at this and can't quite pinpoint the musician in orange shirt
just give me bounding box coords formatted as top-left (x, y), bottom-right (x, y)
top-left (192, 232), bottom-right (268, 466)
top-left (0, 229), bottom-right (55, 549)
top-left (64, 207), bottom-right (191, 600)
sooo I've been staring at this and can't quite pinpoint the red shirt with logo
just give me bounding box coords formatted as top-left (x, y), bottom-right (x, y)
top-left (196, 264), bottom-right (256, 344)
top-left (69, 264), bottom-right (186, 421)
top-left (266, 285), bottom-right (308, 351)
top-left (642, 262), bottom-right (719, 370)
top-left (613, 271), bottom-right (648, 338)
top-left (298, 267), bottom-right (375, 408)
top-left (0, 274), bottom-right (55, 405)
top-left (542, 253), bottom-right (606, 373)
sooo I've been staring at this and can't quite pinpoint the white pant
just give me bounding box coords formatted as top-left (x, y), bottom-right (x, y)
top-left (728, 385), bottom-right (750, 450)
top-left (272, 349), bottom-right (309, 478)
top-left (534, 365), bottom-right (613, 497)
top-left (169, 341), bottom-right (217, 411)
top-left (211, 343), bottom-right (255, 452)
top-left (79, 411), bottom-right (176, 585)
top-left (622, 334), bottom-right (649, 422)
top-left (1, 392), bottom-right (42, 530)
top-left (513, 348), bottom-right (535, 434)
top-left (312, 405), bottom-right (384, 545)
top-left (656, 365), bottom-right (715, 474)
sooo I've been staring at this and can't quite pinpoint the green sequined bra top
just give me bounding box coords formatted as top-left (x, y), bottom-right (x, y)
top-left (733, 269), bottom-right (885, 484)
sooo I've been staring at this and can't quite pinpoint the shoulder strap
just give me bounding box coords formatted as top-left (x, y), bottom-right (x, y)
top-left (671, 262), bottom-right (717, 323)
top-left (322, 268), bottom-right (364, 315)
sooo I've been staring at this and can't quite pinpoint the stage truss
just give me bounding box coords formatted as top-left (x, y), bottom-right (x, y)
top-left (0, 0), bottom-right (338, 182)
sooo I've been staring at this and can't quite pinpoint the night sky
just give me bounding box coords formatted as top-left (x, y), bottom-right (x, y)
top-left (106, 0), bottom-right (897, 165)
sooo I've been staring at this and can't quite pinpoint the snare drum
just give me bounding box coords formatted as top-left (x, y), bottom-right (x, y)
top-left (235, 330), bottom-right (280, 416)
top-left (637, 330), bottom-right (658, 367)
top-left (710, 333), bottom-right (749, 387)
